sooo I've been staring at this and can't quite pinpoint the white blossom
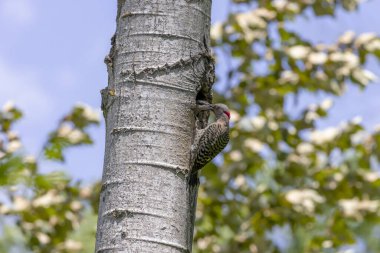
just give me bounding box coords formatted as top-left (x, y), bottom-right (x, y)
top-left (76, 103), bottom-right (100, 122)
top-left (57, 124), bottom-right (72, 137)
top-left (225, 25), bottom-right (234, 35)
top-left (350, 130), bottom-right (369, 145)
top-left (265, 49), bottom-right (274, 60)
top-left (230, 151), bottom-right (243, 162)
top-left (288, 154), bottom-right (311, 166)
top-left (234, 175), bottom-right (246, 187)
top-left (320, 98), bottom-right (333, 110)
top-left (245, 138), bottom-right (264, 152)
top-left (13, 196), bottom-right (30, 211)
top-left (6, 131), bottom-right (18, 140)
top-left (316, 153), bottom-right (328, 167)
top-left (70, 201), bottom-right (82, 211)
top-left (336, 66), bottom-right (351, 77)
top-left (287, 45), bottom-right (310, 60)
top-left (36, 232), bottom-right (51, 244)
top-left (351, 116), bottom-right (363, 125)
top-left (355, 32), bottom-right (377, 47)
top-left (2, 101), bottom-right (15, 112)
top-left (64, 240), bottom-right (83, 251)
top-left (352, 69), bottom-right (377, 85)
top-left (308, 52), bottom-right (328, 65)
top-left (315, 43), bottom-right (330, 51)
top-left (254, 8), bottom-right (276, 20)
top-left (250, 116), bottom-right (266, 129)
top-left (296, 143), bottom-right (314, 154)
top-left (230, 110), bottom-right (240, 123)
top-left (247, 30), bottom-right (267, 42)
top-left (33, 190), bottom-right (65, 207)
top-left (234, 11), bottom-right (268, 42)
top-left (365, 39), bottom-right (380, 51)
top-left (35, 220), bottom-right (45, 228)
top-left (339, 198), bottom-right (380, 217)
top-left (7, 140), bottom-right (22, 153)
top-left (286, 2), bottom-right (300, 13)
top-left (279, 70), bottom-right (299, 84)
top-left (363, 171), bottom-right (380, 182)
top-left (67, 129), bottom-right (85, 143)
top-left (239, 117), bottom-right (254, 131)
top-left (315, 71), bottom-right (328, 81)
top-left (49, 216), bottom-right (59, 226)
top-left (80, 186), bottom-right (92, 198)
top-left (334, 172), bottom-right (344, 182)
top-left (322, 240), bottom-right (333, 248)
top-left (235, 12), bottom-right (267, 29)
top-left (288, 126), bottom-right (296, 135)
top-left (285, 189), bottom-right (325, 213)
top-left (273, 0), bottom-right (287, 11)
top-left (24, 155), bottom-right (36, 163)
top-left (65, 211), bottom-right (77, 221)
top-left (268, 121), bottom-right (279, 131)
top-left (0, 204), bottom-right (10, 214)
top-left (329, 51), bottom-right (359, 69)
top-left (310, 127), bottom-right (340, 145)
top-left (211, 22), bottom-right (223, 40)
top-left (338, 30), bottom-right (355, 44)
top-left (374, 124), bottom-right (380, 132)
top-left (250, 244), bottom-right (258, 253)
top-left (265, 109), bottom-right (275, 119)
top-left (305, 111), bottom-right (319, 123)
top-left (197, 237), bottom-right (212, 250)
top-left (212, 245), bottom-right (221, 253)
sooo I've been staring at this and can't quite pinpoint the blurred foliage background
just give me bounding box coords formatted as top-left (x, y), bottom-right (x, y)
top-left (2, 0), bottom-right (380, 252)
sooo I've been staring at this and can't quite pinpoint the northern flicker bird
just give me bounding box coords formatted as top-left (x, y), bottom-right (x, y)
top-left (189, 101), bottom-right (230, 184)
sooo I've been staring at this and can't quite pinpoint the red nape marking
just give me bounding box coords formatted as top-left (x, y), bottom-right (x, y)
top-left (224, 111), bottom-right (231, 119)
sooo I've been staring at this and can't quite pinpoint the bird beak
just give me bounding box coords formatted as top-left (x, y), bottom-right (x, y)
top-left (192, 100), bottom-right (213, 112)
top-left (196, 104), bottom-right (213, 111)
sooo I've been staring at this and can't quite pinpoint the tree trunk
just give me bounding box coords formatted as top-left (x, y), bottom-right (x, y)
top-left (96, 1), bottom-right (214, 252)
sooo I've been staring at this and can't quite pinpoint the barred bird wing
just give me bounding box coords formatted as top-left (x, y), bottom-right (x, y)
top-left (192, 121), bottom-right (230, 174)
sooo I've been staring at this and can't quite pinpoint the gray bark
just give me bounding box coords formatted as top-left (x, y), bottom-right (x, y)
top-left (96, 1), bottom-right (214, 252)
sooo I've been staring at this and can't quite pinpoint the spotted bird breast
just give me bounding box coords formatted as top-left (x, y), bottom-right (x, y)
top-left (192, 122), bottom-right (230, 173)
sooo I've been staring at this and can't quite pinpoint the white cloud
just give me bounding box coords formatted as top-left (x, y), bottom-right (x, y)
top-left (0, 0), bottom-right (35, 26)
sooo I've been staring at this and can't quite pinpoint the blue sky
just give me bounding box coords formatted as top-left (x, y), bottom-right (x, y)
top-left (0, 0), bottom-right (379, 182)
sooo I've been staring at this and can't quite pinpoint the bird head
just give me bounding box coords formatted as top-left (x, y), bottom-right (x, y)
top-left (212, 103), bottom-right (230, 119)
top-left (195, 101), bottom-right (230, 119)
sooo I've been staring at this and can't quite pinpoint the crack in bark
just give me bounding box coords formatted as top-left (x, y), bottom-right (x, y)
top-left (102, 208), bottom-right (171, 219)
top-left (111, 126), bottom-right (190, 136)
top-left (120, 32), bottom-right (203, 44)
top-left (125, 237), bottom-right (188, 252)
top-left (112, 126), bottom-right (180, 135)
top-left (121, 11), bottom-right (171, 18)
top-left (97, 236), bottom-right (189, 253)
top-left (117, 79), bottom-right (195, 93)
top-left (96, 246), bottom-right (131, 253)
top-left (120, 53), bottom-right (213, 81)
top-left (119, 161), bottom-right (188, 175)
